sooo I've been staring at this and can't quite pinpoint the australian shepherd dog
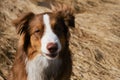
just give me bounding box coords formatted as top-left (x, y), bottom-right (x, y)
top-left (10, 4), bottom-right (75, 80)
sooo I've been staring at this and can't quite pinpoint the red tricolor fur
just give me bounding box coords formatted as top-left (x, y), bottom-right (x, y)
top-left (10, 4), bottom-right (75, 80)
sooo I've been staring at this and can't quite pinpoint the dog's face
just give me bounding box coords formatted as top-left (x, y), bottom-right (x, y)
top-left (13, 5), bottom-right (75, 60)
top-left (29, 13), bottom-right (70, 59)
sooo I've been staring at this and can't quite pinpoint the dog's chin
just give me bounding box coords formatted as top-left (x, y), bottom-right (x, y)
top-left (42, 52), bottom-right (59, 60)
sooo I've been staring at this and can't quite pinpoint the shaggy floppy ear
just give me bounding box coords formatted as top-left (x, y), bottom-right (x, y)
top-left (12, 12), bottom-right (35, 35)
top-left (51, 4), bottom-right (75, 28)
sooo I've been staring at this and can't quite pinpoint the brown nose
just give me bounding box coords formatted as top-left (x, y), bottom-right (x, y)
top-left (47, 43), bottom-right (58, 53)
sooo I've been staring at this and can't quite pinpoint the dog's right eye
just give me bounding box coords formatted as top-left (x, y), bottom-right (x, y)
top-left (35, 29), bottom-right (41, 33)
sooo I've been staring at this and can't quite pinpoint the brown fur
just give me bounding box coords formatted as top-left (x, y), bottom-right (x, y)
top-left (10, 4), bottom-right (75, 80)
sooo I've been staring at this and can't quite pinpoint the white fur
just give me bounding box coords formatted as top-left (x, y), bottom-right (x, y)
top-left (26, 55), bottom-right (48, 80)
top-left (41, 14), bottom-right (61, 57)
top-left (26, 54), bottom-right (62, 80)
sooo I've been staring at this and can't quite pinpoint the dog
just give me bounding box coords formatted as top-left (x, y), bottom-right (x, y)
top-left (10, 4), bottom-right (75, 80)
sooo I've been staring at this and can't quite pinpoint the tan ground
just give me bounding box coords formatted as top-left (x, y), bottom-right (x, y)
top-left (0, 0), bottom-right (120, 80)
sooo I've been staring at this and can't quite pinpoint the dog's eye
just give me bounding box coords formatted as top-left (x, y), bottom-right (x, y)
top-left (35, 29), bottom-right (41, 33)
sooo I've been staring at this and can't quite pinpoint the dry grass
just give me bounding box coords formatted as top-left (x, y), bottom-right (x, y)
top-left (0, 0), bottom-right (120, 80)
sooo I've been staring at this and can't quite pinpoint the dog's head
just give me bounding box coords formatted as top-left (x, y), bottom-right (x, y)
top-left (13, 4), bottom-right (75, 60)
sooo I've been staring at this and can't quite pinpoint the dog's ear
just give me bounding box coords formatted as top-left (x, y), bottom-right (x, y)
top-left (12, 12), bottom-right (35, 35)
top-left (51, 4), bottom-right (75, 28)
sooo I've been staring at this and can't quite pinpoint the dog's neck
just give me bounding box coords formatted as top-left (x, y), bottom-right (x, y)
top-left (25, 54), bottom-right (62, 80)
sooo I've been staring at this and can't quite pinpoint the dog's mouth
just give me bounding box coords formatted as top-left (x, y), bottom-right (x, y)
top-left (42, 52), bottom-right (58, 59)
top-left (46, 53), bottom-right (57, 58)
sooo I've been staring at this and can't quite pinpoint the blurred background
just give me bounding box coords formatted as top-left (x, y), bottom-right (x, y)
top-left (0, 0), bottom-right (120, 80)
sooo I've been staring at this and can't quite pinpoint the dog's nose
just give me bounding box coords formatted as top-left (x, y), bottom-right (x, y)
top-left (47, 43), bottom-right (58, 53)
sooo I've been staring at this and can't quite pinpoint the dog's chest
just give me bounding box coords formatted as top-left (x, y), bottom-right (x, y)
top-left (26, 54), bottom-right (62, 80)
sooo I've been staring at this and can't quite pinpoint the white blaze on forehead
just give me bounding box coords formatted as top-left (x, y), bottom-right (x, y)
top-left (41, 14), bottom-right (61, 55)
top-left (43, 14), bottom-right (52, 32)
